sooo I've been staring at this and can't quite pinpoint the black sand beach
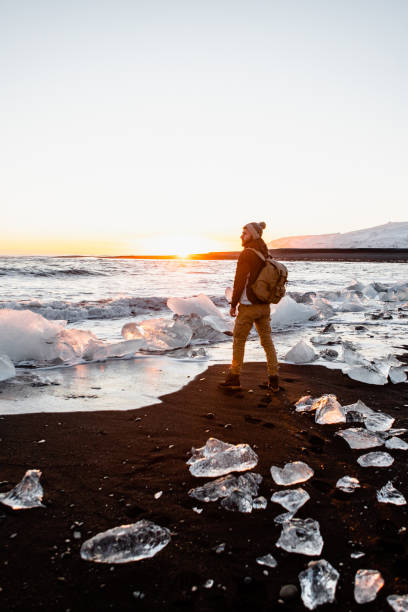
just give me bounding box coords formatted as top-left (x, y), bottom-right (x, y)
top-left (0, 362), bottom-right (407, 611)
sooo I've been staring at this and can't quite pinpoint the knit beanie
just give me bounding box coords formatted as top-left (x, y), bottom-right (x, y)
top-left (244, 221), bottom-right (266, 240)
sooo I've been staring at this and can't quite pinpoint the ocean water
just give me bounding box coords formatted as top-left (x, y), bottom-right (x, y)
top-left (0, 256), bottom-right (407, 414)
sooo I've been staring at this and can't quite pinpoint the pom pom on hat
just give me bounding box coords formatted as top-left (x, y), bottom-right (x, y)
top-left (244, 221), bottom-right (266, 239)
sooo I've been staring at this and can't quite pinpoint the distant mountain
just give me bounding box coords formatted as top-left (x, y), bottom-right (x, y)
top-left (268, 222), bottom-right (408, 249)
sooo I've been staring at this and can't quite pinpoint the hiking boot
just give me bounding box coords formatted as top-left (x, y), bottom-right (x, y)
top-left (260, 375), bottom-right (280, 392)
top-left (218, 372), bottom-right (241, 390)
top-left (268, 375), bottom-right (280, 392)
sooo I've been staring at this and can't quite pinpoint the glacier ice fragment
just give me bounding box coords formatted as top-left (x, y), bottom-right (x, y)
top-left (121, 322), bottom-right (144, 340)
top-left (285, 340), bottom-right (317, 364)
top-left (0, 469), bottom-right (44, 510)
top-left (357, 451), bottom-right (394, 467)
top-left (310, 334), bottom-right (340, 345)
top-left (299, 559), bottom-right (339, 610)
top-left (252, 496), bottom-right (267, 510)
top-left (336, 476), bottom-right (360, 493)
top-left (364, 412), bottom-right (395, 432)
top-left (343, 400), bottom-right (375, 419)
top-left (271, 461), bottom-right (314, 486)
top-left (274, 511), bottom-right (295, 524)
top-left (313, 394), bottom-right (346, 425)
top-left (335, 428), bottom-right (384, 449)
top-left (377, 482), bottom-right (406, 506)
top-left (256, 553), bottom-right (277, 568)
top-left (188, 474), bottom-right (240, 502)
top-left (346, 366), bottom-right (388, 385)
top-left (80, 520), bottom-right (171, 563)
top-left (0, 353), bottom-right (16, 382)
top-left (389, 367), bottom-right (407, 384)
top-left (271, 488), bottom-right (310, 513)
top-left (276, 518), bottom-right (323, 556)
top-left (387, 594), bottom-right (408, 611)
top-left (220, 490), bottom-right (253, 513)
top-left (187, 438), bottom-right (258, 477)
top-left (295, 395), bottom-right (314, 412)
top-left (138, 318), bottom-right (193, 351)
top-left (385, 437), bottom-right (408, 451)
top-left (354, 569), bottom-right (384, 604)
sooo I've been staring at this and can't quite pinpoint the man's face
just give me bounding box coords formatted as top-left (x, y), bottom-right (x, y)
top-left (241, 227), bottom-right (252, 246)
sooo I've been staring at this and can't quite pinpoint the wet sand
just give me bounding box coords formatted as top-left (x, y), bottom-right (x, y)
top-left (0, 362), bottom-right (407, 611)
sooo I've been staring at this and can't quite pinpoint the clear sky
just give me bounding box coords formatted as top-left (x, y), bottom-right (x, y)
top-left (2, 0), bottom-right (407, 255)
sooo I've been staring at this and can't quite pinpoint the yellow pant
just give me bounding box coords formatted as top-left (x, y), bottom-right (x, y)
top-left (231, 303), bottom-right (278, 376)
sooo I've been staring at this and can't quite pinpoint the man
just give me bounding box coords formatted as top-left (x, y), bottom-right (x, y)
top-left (219, 221), bottom-right (279, 392)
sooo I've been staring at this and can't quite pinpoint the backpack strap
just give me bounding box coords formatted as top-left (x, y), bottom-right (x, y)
top-left (246, 247), bottom-right (267, 262)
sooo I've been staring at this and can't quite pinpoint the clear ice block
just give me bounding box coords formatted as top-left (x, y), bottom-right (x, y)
top-left (299, 559), bottom-right (339, 610)
top-left (256, 553), bottom-right (277, 568)
top-left (387, 594), bottom-right (408, 611)
top-left (354, 569), bottom-right (384, 604)
top-left (187, 438), bottom-right (258, 477)
top-left (335, 428), bottom-right (384, 449)
top-left (252, 496), bottom-right (267, 510)
top-left (377, 481), bottom-right (406, 506)
top-left (188, 474), bottom-right (239, 502)
top-left (385, 437), bottom-right (408, 451)
top-left (336, 476), bottom-right (360, 493)
top-left (313, 394), bottom-right (346, 425)
top-left (271, 488), bottom-right (310, 513)
top-left (364, 412), bottom-right (395, 432)
top-left (0, 469), bottom-right (44, 510)
top-left (276, 518), bottom-right (324, 556)
top-left (357, 451), bottom-right (394, 467)
top-left (80, 519), bottom-right (171, 563)
top-left (271, 461), bottom-right (314, 486)
top-left (220, 490), bottom-right (253, 513)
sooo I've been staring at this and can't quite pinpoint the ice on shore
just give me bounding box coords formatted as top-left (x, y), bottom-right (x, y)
top-left (270, 296), bottom-right (315, 326)
top-left (377, 482), bottom-right (407, 506)
top-left (336, 476), bottom-right (360, 493)
top-left (299, 559), bottom-right (339, 610)
top-left (389, 367), bottom-right (408, 384)
top-left (271, 488), bottom-right (310, 513)
top-left (138, 318), bottom-right (193, 351)
top-left (314, 395), bottom-right (346, 425)
top-left (0, 469), bottom-right (44, 510)
top-left (121, 322), bottom-right (144, 340)
top-left (295, 396), bottom-right (314, 412)
top-left (343, 400), bottom-right (375, 420)
top-left (336, 428), bottom-right (384, 449)
top-left (276, 518), bottom-right (324, 556)
top-left (256, 553), bottom-right (277, 568)
top-left (354, 569), bottom-right (384, 604)
top-left (357, 451), bottom-right (394, 467)
top-left (310, 333), bottom-right (340, 345)
top-left (385, 437), bottom-right (408, 451)
top-left (187, 438), bottom-right (258, 477)
top-left (365, 412), bottom-right (395, 432)
top-left (285, 340), bottom-right (317, 364)
top-left (271, 461), bottom-right (314, 486)
top-left (188, 472), bottom-right (262, 502)
top-left (80, 520), bottom-right (171, 563)
top-left (0, 353), bottom-right (16, 381)
top-left (387, 594), bottom-right (408, 611)
top-left (167, 294), bottom-right (232, 333)
top-left (220, 490), bottom-right (253, 513)
top-left (173, 313), bottom-right (230, 343)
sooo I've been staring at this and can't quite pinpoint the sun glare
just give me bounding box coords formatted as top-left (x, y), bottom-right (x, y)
top-left (138, 235), bottom-right (223, 257)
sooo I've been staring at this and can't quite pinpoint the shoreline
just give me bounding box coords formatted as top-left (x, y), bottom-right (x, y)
top-left (0, 362), bottom-right (407, 610)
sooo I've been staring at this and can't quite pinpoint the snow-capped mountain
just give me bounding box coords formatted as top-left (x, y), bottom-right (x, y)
top-left (268, 222), bottom-right (408, 249)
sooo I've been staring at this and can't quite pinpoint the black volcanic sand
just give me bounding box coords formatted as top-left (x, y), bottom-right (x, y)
top-left (0, 362), bottom-right (407, 611)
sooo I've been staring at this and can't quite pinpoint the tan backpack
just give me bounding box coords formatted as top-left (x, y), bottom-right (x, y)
top-left (247, 248), bottom-right (288, 304)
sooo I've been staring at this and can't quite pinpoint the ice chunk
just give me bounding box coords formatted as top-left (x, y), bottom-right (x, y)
top-left (187, 438), bottom-right (258, 477)
top-left (173, 313), bottom-right (228, 343)
top-left (310, 296), bottom-right (336, 318)
top-left (314, 395), bottom-right (346, 425)
top-left (0, 469), bottom-right (44, 510)
top-left (336, 476), bottom-right (360, 493)
top-left (80, 520), bottom-right (171, 563)
top-left (0, 353), bottom-right (16, 381)
top-left (351, 551), bottom-right (365, 559)
top-left (343, 400), bottom-right (375, 419)
top-left (270, 296), bottom-right (315, 326)
top-left (310, 334), bottom-right (340, 345)
top-left (319, 348), bottom-right (338, 361)
top-left (274, 511), bottom-right (295, 524)
top-left (357, 451), bottom-right (394, 467)
top-left (271, 461), bottom-right (314, 486)
top-left (377, 482), bottom-right (406, 506)
top-left (295, 395), bottom-right (314, 412)
top-left (167, 294), bottom-right (228, 324)
top-left (365, 412), bottom-right (395, 432)
top-left (389, 367), bottom-right (407, 384)
top-left (276, 518), bottom-right (323, 556)
top-left (338, 294), bottom-right (366, 312)
top-left (256, 553), bottom-right (277, 568)
top-left (220, 490), bottom-right (253, 513)
top-left (253, 496), bottom-right (267, 510)
top-left (138, 318), bottom-right (192, 351)
top-left (271, 488), bottom-right (310, 513)
top-left (121, 322), bottom-right (144, 340)
top-left (285, 340), bottom-right (317, 364)
top-left (385, 437), bottom-right (408, 451)
top-left (346, 363), bottom-right (389, 385)
top-left (387, 594), bottom-right (408, 611)
top-left (336, 428), bottom-right (384, 449)
top-left (354, 569), bottom-right (384, 604)
top-left (299, 559), bottom-right (339, 610)
top-left (169, 346), bottom-right (208, 360)
top-left (237, 472), bottom-right (263, 496)
top-left (188, 474), bottom-right (239, 502)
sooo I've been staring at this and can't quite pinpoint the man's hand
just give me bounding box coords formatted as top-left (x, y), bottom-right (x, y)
top-left (230, 306), bottom-right (237, 317)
